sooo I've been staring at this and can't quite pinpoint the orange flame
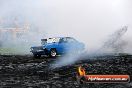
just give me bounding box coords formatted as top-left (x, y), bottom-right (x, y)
top-left (78, 66), bottom-right (86, 76)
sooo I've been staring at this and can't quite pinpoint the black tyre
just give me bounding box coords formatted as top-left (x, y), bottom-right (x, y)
top-left (50, 49), bottom-right (57, 57)
top-left (33, 54), bottom-right (41, 58)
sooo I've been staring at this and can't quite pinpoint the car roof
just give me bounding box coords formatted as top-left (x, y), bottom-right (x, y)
top-left (49, 37), bottom-right (73, 38)
top-left (41, 37), bottom-right (73, 40)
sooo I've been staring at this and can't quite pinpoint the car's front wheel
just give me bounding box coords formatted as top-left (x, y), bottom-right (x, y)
top-left (50, 49), bottom-right (57, 57)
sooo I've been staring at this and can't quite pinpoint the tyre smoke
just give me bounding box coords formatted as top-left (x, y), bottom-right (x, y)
top-left (99, 26), bottom-right (128, 54)
top-left (51, 26), bottom-right (129, 68)
top-left (0, 0), bottom-right (132, 55)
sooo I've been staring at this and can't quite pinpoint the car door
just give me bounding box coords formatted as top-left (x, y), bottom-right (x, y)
top-left (57, 38), bottom-right (69, 53)
top-left (66, 38), bottom-right (77, 51)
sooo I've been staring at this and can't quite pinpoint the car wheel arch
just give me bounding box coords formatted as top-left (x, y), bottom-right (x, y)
top-left (50, 48), bottom-right (57, 52)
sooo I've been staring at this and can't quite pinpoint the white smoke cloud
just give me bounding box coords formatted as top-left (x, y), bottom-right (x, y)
top-left (0, 0), bottom-right (132, 55)
top-left (51, 26), bottom-right (130, 68)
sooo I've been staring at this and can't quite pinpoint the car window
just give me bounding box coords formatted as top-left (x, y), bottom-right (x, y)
top-left (59, 38), bottom-right (67, 43)
top-left (67, 37), bottom-right (77, 43)
top-left (41, 40), bottom-right (47, 45)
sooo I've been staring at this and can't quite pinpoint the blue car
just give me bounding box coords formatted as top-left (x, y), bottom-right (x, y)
top-left (30, 37), bottom-right (85, 58)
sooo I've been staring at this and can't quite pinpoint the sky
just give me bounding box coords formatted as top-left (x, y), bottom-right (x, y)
top-left (0, 0), bottom-right (132, 53)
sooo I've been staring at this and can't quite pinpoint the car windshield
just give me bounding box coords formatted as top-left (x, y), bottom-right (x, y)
top-left (41, 39), bottom-right (47, 45)
top-left (66, 37), bottom-right (77, 43)
top-left (59, 37), bottom-right (77, 43)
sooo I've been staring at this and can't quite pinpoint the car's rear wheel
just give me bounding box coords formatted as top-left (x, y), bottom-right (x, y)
top-left (50, 49), bottom-right (57, 57)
